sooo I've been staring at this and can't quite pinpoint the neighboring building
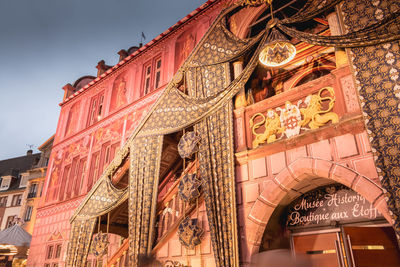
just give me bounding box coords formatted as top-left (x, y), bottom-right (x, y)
top-left (19, 136), bottom-right (53, 235)
top-left (28, 0), bottom-right (400, 266)
top-left (0, 151), bottom-right (40, 231)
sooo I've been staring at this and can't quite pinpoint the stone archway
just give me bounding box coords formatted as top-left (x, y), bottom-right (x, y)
top-left (243, 156), bottom-right (391, 261)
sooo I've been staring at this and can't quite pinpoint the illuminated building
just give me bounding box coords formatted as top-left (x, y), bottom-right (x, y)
top-left (27, 0), bottom-right (400, 266)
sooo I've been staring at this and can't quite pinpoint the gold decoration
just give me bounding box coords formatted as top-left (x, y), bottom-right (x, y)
top-left (240, 0), bottom-right (272, 7)
top-left (299, 87), bottom-right (339, 129)
top-left (250, 109), bottom-right (284, 148)
top-left (250, 87), bottom-right (339, 148)
top-left (164, 260), bottom-right (190, 267)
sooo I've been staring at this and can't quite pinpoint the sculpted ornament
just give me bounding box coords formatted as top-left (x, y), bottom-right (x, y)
top-left (250, 109), bottom-right (284, 148)
top-left (277, 101), bottom-right (302, 138)
top-left (164, 260), bottom-right (189, 267)
top-left (250, 87), bottom-right (339, 148)
top-left (299, 87), bottom-right (339, 129)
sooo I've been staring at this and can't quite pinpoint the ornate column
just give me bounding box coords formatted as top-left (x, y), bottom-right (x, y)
top-left (233, 59), bottom-right (247, 109)
top-left (327, 12), bottom-right (348, 68)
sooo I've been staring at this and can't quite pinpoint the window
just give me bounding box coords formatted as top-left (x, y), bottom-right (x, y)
top-left (74, 158), bottom-right (87, 197)
top-left (45, 243), bottom-right (62, 266)
top-left (0, 178), bottom-right (11, 190)
top-left (46, 245), bottom-right (54, 259)
top-left (100, 142), bottom-right (111, 173)
top-left (144, 64), bottom-right (152, 95)
top-left (6, 216), bottom-right (15, 228)
top-left (88, 152), bottom-right (100, 190)
top-left (110, 142), bottom-right (120, 164)
top-left (24, 206), bottom-right (33, 221)
top-left (141, 56), bottom-right (162, 96)
top-left (0, 196), bottom-right (7, 207)
top-left (11, 194), bottom-right (22, 206)
top-left (66, 157), bottom-right (79, 199)
top-left (19, 174), bottom-right (29, 188)
top-left (155, 58), bottom-right (162, 89)
top-left (87, 92), bottom-right (105, 126)
top-left (28, 183), bottom-right (38, 198)
top-left (55, 244), bottom-right (62, 259)
top-left (58, 165), bottom-right (71, 201)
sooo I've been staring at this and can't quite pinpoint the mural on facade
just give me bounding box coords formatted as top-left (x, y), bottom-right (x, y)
top-left (175, 29), bottom-right (196, 72)
top-left (110, 72), bottom-right (129, 112)
top-left (65, 102), bottom-right (80, 137)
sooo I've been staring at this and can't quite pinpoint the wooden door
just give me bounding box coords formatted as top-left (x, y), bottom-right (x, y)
top-left (293, 232), bottom-right (342, 267)
top-left (344, 226), bottom-right (400, 267)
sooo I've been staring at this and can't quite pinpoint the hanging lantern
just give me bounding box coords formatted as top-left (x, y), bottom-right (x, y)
top-left (178, 217), bottom-right (203, 249)
top-left (178, 173), bottom-right (202, 202)
top-left (91, 231), bottom-right (109, 257)
top-left (177, 131), bottom-right (201, 159)
top-left (259, 27), bottom-right (296, 68)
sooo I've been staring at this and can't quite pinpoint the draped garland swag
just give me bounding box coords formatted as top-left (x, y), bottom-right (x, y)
top-left (65, 0), bottom-right (400, 266)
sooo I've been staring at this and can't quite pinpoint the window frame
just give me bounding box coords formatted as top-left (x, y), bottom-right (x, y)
top-left (141, 55), bottom-right (163, 96)
top-left (0, 196), bottom-right (7, 207)
top-left (24, 205), bottom-right (33, 221)
top-left (154, 57), bottom-right (162, 89)
top-left (87, 152), bottom-right (100, 191)
top-left (87, 92), bottom-right (105, 127)
top-left (28, 183), bottom-right (38, 198)
top-left (74, 157), bottom-right (87, 197)
top-left (6, 215), bottom-right (15, 228)
top-left (44, 243), bottom-right (62, 266)
top-left (11, 194), bottom-right (22, 206)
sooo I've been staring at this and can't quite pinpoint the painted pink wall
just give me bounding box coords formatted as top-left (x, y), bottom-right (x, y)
top-left (27, 2), bottom-right (222, 266)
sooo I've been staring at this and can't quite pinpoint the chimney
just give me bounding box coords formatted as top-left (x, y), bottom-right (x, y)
top-left (62, 83), bottom-right (76, 101)
top-left (96, 60), bottom-right (111, 77)
top-left (27, 150), bottom-right (33, 155)
top-left (118, 49), bottom-right (128, 62)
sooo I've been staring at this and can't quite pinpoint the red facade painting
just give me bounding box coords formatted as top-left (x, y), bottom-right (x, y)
top-left (110, 72), bottom-right (129, 112)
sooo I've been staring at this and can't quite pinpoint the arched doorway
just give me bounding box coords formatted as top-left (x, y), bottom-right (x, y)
top-left (247, 157), bottom-right (400, 267)
top-left (259, 182), bottom-right (400, 267)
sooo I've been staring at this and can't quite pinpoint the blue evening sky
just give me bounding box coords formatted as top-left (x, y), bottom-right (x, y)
top-left (0, 0), bottom-right (206, 159)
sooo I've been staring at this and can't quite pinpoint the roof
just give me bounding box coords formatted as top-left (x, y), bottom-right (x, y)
top-left (60, 0), bottom-right (219, 106)
top-left (0, 225), bottom-right (31, 247)
top-left (38, 135), bottom-right (55, 151)
top-left (0, 153), bottom-right (40, 177)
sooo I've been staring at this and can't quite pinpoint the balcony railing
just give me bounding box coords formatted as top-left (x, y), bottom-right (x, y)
top-left (107, 238), bottom-right (129, 267)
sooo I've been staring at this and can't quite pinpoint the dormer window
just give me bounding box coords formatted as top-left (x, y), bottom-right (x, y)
top-left (0, 177), bottom-right (11, 190)
top-left (19, 173), bottom-right (29, 188)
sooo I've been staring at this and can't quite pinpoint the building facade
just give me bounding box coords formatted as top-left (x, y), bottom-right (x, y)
top-left (0, 151), bottom-right (41, 231)
top-left (28, 0), bottom-right (400, 266)
top-left (19, 136), bottom-right (53, 235)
